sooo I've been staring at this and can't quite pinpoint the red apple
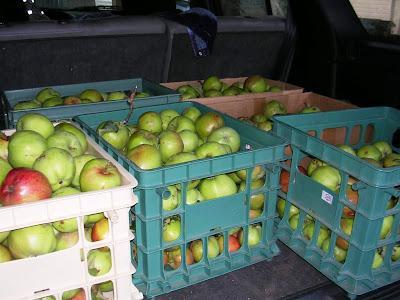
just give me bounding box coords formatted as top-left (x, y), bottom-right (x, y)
top-left (228, 235), bottom-right (241, 252)
top-left (280, 169), bottom-right (290, 194)
top-left (0, 167), bottom-right (52, 206)
top-left (342, 185), bottom-right (358, 218)
top-left (91, 218), bottom-right (109, 242)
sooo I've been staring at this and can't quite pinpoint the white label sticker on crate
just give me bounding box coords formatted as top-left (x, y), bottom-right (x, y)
top-left (321, 190), bottom-right (333, 205)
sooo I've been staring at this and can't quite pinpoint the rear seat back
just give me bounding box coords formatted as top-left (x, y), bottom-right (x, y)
top-left (0, 15), bottom-right (168, 90)
top-left (162, 16), bottom-right (287, 82)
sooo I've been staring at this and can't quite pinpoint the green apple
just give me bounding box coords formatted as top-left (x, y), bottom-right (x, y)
top-left (380, 215), bottom-right (394, 240)
top-left (96, 120), bottom-right (130, 151)
top-left (220, 82), bottom-right (229, 92)
top-left (33, 147), bottom-right (76, 191)
top-left (13, 101), bottom-right (40, 110)
top-left (207, 126), bottom-right (241, 153)
top-left (79, 89), bottom-right (103, 102)
top-left (276, 197), bottom-right (300, 219)
top-left (81, 98), bottom-right (93, 104)
top-left (243, 75), bottom-right (267, 93)
top-left (52, 186), bottom-right (81, 197)
top-left (138, 111), bottom-right (163, 135)
top-left (336, 218), bottom-right (353, 250)
top-left (54, 122), bottom-right (88, 152)
top-left (382, 153), bottom-right (400, 168)
top-left (0, 131), bottom-right (9, 160)
top-left (127, 144), bottom-right (163, 169)
top-left (87, 248), bottom-right (112, 276)
top-left (167, 116), bottom-right (196, 133)
top-left (362, 157), bottom-right (383, 167)
top-left (181, 107), bottom-right (202, 123)
top-left (238, 178), bottom-right (265, 209)
top-left (239, 224), bottom-right (262, 247)
top-left (302, 222), bottom-right (331, 248)
top-left (307, 158), bottom-right (326, 176)
top-left (256, 121), bottom-right (273, 131)
top-left (0, 157), bottom-right (12, 184)
top-left (163, 185), bottom-right (179, 211)
top-left (0, 231), bottom-right (10, 244)
top-left (321, 237), bottom-right (347, 262)
top-left (46, 130), bottom-right (84, 157)
top-left (71, 154), bottom-right (97, 188)
top-left (356, 145), bottom-right (382, 162)
top-left (160, 109), bottom-right (180, 130)
top-left (0, 244), bottom-right (12, 263)
top-left (126, 129), bottom-right (158, 151)
top-left (136, 92), bottom-right (150, 98)
top-left (269, 86), bottom-right (282, 92)
top-left (372, 251), bottom-right (384, 269)
top-left (79, 158), bottom-right (122, 192)
top-left (159, 130), bottom-right (184, 163)
top-left (203, 89), bottom-right (223, 97)
top-left (106, 91), bottom-right (128, 101)
top-left (198, 174), bottom-right (237, 201)
top-left (202, 76), bottom-right (222, 92)
top-left (55, 230), bottom-right (79, 251)
top-left (232, 81), bottom-right (244, 89)
top-left (165, 152), bottom-right (198, 166)
top-left (42, 96), bottom-right (63, 107)
top-left (222, 88), bottom-right (240, 96)
top-left (163, 216), bottom-right (181, 242)
top-left (35, 87), bottom-right (61, 103)
top-left (195, 111), bottom-right (225, 140)
top-left (180, 90), bottom-right (198, 99)
top-left (182, 188), bottom-right (205, 205)
top-left (263, 100), bottom-right (287, 120)
top-left (299, 106), bottom-right (321, 113)
top-left (178, 130), bottom-right (199, 153)
top-left (16, 113), bottom-right (54, 139)
top-left (195, 141), bottom-right (228, 159)
top-left (310, 165), bottom-right (341, 191)
top-left (336, 144), bottom-right (356, 156)
top-left (372, 141), bottom-right (392, 157)
top-left (8, 130), bottom-right (47, 168)
top-left (250, 114), bottom-right (267, 123)
top-left (208, 236), bottom-right (220, 258)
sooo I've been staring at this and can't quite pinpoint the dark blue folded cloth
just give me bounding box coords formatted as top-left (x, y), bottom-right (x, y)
top-left (157, 8), bottom-right (217, 57)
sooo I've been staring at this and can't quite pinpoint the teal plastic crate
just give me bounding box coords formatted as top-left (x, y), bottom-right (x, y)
top-left (1, 78), bottom-right (180, 128)
top-left (73, 101), bottom-right (288, 297)
top-left (271, 107), bottom-right (400, 298)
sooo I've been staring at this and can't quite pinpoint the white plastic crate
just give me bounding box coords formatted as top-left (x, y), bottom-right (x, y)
top-left (0, 122), bottom-right (142, 300)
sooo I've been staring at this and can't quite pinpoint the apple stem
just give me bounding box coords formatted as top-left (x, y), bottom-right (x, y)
top-left (120, 85), bottom-right (137, 125)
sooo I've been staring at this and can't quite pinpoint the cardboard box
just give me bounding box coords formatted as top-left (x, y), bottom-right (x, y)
top-left (160, 77), bottom-right (304, 106)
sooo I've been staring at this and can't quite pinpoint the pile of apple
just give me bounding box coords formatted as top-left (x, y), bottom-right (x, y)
top-left (163, 224), bottom-right (262, 270)
top-left (277, 140), bottom-right (400, 269)
top-left (12, 87), bottom-right (150, 110)
top-left (237, 99), bottom-right (320, 132)
top-left (176, 75), bottom-right (283, 99)
top-left (0, 113), bottom-right (126, 289)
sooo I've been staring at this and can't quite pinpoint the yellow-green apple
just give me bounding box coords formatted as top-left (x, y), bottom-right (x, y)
top-left (207, 235), bottom-right (220, 258)
top-left (232, 81), bottom-right (244, 89)
top-left (202, 76), bottom-right (222, 92)
top-left (181, 188), bottom-right (204, 205)
top-left (79, 158), bottom-right (122, 192)
top-left (167, 116), bottom-right (196, 133)
top-left (87, 247), bottom-right (112, 276)
top-left (98, 280), bottom-right (114, 293)
top-left (33, 147), bottom-right (76, 191)
top-left (307, 158), bottom-right (326, 176)
top-left (256, 121), bottom-right (273, 131)
top-left (53, 216), bottom-right (88, 233)
top-left (302, 222), bottom-right (331, 248)
top-left (222, 87), bottom-right (240, 96)
top-left (42, 96), bottom-right (63, 107)
top-left (8, 223), bottom-right (56, 259)
top-left (16, 113), bottom-right (54, 139)
top-left (0, 131), bottom-right (9, 160)
top-left (276, 197), bottom-right (299, 219)
top-left (356, 145), bottom-right (382, 162)
top-left (0, 231), bottom-right (10, 244)
top-left (195, 111), bottom-right (225, 139)
top-left (0, 244), bottom-right (13, 262)
top-left (159, 130), bottom-right (184, 163)
top-left (164, 152), bottom-right (198, 166)
top-left (238, 224), bottom-right (262, 246)
top-left (221, 82), bottom-right (229, 92)
top-left (207, 126), bottom-right (241, 153)
top-left (62, 288), bottom-right (83, 300)
top-left (79, 89), bottom-right (103, 102)
top-left (54, 122), bottom-right (88, 152)
top-left (137, 111), bottom-right (162, 135)
top-left (55, 230), bottom-right (79, 251)
top-left (198, 174), bottom-right (237, 201)
top-left (163, 185), bottom-right (179, 211)
top-left (336, 144), bottom-right (356, 156)
top-left (243, 75), bottom-right (267, 93)
top-left (336, 218), bottom-right (353, 250)
top-left (249, 209), bottom-right (263, 218)
top-left (250, 114), bottom-right (267, 123)
top-left (372, 250), bottom-right (384, 269)
top-left (0, 167), bottom-right (52, 206)
top-left (238, 178), bottom-right (265, 210)
top-left (178, 130), bottom-right (199, 152)
top-left (96, 120), bottom-right (130, 151)
top-left (289, 214), bottom-right (308, 230)
top-left (71, 154), bottom-right (97, 188)
top-left (163, 216), bottom-right (181, 242)
top-left (238, 117), bottom-right (255, 126)
top-left (13, 101), bottom-right (40, 110)
top-left (179, 86), bottom-right (198, 99)
top-left (195, 141), bottom-right (228, 159)
top-left (160, 109), bottom-right (180, 130)
top-left (382, 153), bottom-right (400, 168)
top-left (310, 165), bottom-right (341, 191)
top-left (373, 141), bottom-right (392, 157)
top-left (8, 130), bottom-right (47, 168)
top-left (380, 215), bottom-right (394, 239)
top-left (263, 100), bottom-right (287, 120)
top-left (269, 86), bottom-right (282, 92)
top-left (235, 165), bottom-right (265, 181)
top-left (227, 171), bottom-right (243, 184)
top-left (136, 92), bottom-right (150, 98)
top-left (52, 186), bottom-right (81, 198)
top-left (106, 91), bottom-right (127, 101)
top-left (35, 87), bottom-right (61, 103)
top-left (126, 129), bottom-right (158, 151)
top-left (91, 218), bottom-right (109, 242)
top-left (362, 157), bottom-right (383, 167)
top-left (46, 130), bottom-right (84, 157)
top-left (127, 144), bottom-right (163, 169)
top-left (203, 90), bottom-right (223, 97)
top-left (182, 107), bottom-right (202, 123)
top-left (85, 213), bottom-right (105, 225)
top-left (321, 237), bottom-right (347, 262)
top-left (299, 106), bottom-right (321, 113)
top-left (391, 244), bottom-right (400, 261)
top-left (62, 96), bottom-right (82, 105)
top-left (0, 157), bottom-right (12, 184)
top-left (168, 247), bottom-right (194, 269)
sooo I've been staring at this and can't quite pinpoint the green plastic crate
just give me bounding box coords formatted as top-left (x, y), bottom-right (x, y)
top-left (73, 101), bottom-right (288, 298)
top-left (271, 107), bottom-right (400, 298)
top-left (1, 78), bottom-right (180, 128)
